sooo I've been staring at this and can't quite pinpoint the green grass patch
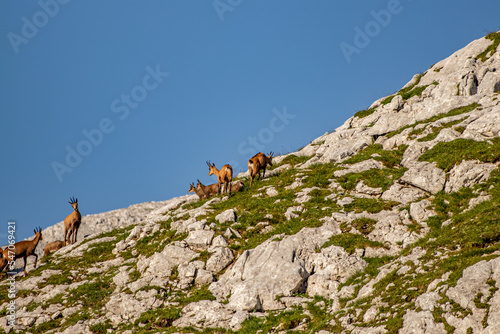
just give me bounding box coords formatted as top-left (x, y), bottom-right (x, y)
top-left (279, 154), bottom-right (311, 167)
top-left (336, 166), bottom-right (407, 192)
top-left (416, 119), bottom-right (464, 142)
top-left (68, 277), bottom-right (114, 308)
top-left (381, 95), bottom-right (395, 105)
top-left (419, 138), bottom-right (500, 171)
top-left (354, 108), bottom-right (376, 119)
top-left (42, 293), bottom-right (65, 309)
top-left (476, 32), bottom-right (500, 62)
top-left (400, 85), bottom-right (428, 101)
top-left (38, 271), bottom-right (72, 289)
top-left (351, 217), bottom-right (378, 235)
top-left (302, 162), bottom-right (341, 188)
top-left (343, 144), bottom-right (407, 168)
top-left (321, 233), bottom-right (387, 254)
top-left (344, 198), bottom-right (399, 214)
top-left (28, 319), bottom-right (62, 334)
top-left (134, 220), bottom-right (187, 258)
top-left (239, 307), bottom-right (310, 333)
top-left (90, 320), bottom-right (114, 334)
top-left (397, 74), bottom-right (426, 101)
top-left (134, 307), bottom-right (181, 331)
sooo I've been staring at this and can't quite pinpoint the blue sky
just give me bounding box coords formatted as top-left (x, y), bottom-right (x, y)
top-left (1, 0), bottom-right (500, 245)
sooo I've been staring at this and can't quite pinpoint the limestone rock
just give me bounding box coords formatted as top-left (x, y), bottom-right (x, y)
top-left (389, 94), bottom-right (404, 111)
top-left (445, 160), bottom-right (497, 193)
top-left (266, 187), bottom-right (279, 197)
top-left (415, 291), bottom-right (440, 311)
top-left (306, 246), bottom-right (367, 299)
top-left (399, 310), bottom-right (447, 334)
top-left (355, 180), bottom-right (383, 196)
top-left (194, 269), bottom-right (214, 286)
top-left (206, 247), bottom-right (234, 274)
top-left (209, 220), bottom-right (341, 311)
top-left (334, 159), bottom-right (385, 178)
top-left (409, 199), bottom-right (436, 224)
top-left (337, 197), bottom-right (354, 206)
top-left (105, 292), bottom-right (148, 324)
top-left (224, 227), bottom-right (241, 239)
top-left (215, 209), bottom-right (236, 223)
top-left (184, 229), bottom-right (215, 251)
top-left (137, 242), bottom-right (198, 279)
top-left (284, 206), bottom-right (304, 220)
top-left (172, 300), bottom-right (235, 330)
top-left (464, 111), bottom-right (500, 138)
top-left (211, 235), bottom-right (229, 248)
top-left (381, 183), bottom-right (427, 204)
top-left (315, 129), bottom-right (373, 163)
top-left (295, 187), bottom-right (320, 203)
top-left (400, 162), bottom-right (446, 194)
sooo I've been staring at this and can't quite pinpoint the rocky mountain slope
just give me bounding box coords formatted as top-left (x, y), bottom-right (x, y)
top-left (1, 32), bottom-right (500, 334)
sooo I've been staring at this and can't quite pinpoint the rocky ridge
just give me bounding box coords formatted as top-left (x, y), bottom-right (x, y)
top-left (1, 32), bottom-right (500, 334)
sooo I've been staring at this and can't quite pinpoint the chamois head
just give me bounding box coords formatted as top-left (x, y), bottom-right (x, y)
top-left (34, 227), bottom-right (42, 241)
top-left (68, 197), bottom-right (78, 211)
top-left (188, 183), bottom-right (196, 193)
top-left (267, 151), bottom-right (274, 166)
top-left (206, 161), bottom-right (216, 176)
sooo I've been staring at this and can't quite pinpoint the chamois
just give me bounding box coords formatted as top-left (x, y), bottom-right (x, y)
top-left (43, 240), bottom-right (66, 257)
top-left (230, 180), bottom-right (245, 193)
top-left (248, 152), bottom-right (273, 186)
top-left (197, 179), bottom-right (220, 199)
top-left (64, 197), bottom-right (81, 245)
top-left (0, 227), bottom-right (42, 276)
top-left (207, 161), bottom-right (233, 195)
top-left (188, 182), bottom-right (207, 200)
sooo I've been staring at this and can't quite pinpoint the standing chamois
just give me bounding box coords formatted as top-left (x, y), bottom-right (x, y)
top-left (196, 179), bottom-right (220, 199)
top-left (207, 161), bottom-right (233, 196)
top-left (64, 197), bottom-right (81, 245)
top-left (0, 227), bottom-right (42, 276)
top-left (188, 182), bottom-right (207, 200)
top-left (248, 152), bottom-right (273, 186)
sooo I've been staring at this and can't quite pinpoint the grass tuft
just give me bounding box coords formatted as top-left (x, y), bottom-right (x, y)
top-left (354, 108), bottom-right (376, 119)
top-left (476, 32), bottom-right (500, 62)
top-left (419, 138), bottom-right (500, 171)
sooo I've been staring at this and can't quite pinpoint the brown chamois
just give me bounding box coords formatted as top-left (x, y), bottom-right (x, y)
top-left (64, 197), bottom-right (81, 245)
top-left (43, 240), bottom-right (67, 257)
top-left (188, 182), bottom-right (207, 200)
top-left (197, 179), bottom-right (220, 199)
top-left (207, 161), bottom-right (233, 195)
top-left (0, 227), bottom-right (42, 276)
top-left (248, 152), bottom-right (273, 186)
top-left (230, 180), bottom-right (245, 193)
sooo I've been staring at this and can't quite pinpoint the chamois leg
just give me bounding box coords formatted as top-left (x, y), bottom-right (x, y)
top-left (67, 229), bottom-right (73, 245)
top-left (262, 167), bottom-right (266, 180)
top-left (23, 256), bottom-right (27, 276)
top-left (250, 167), bottom-right (256, 186)
top-left (32, 253), bottom-right (38, 269)
top-left (73, 228), bottom-right (78, 244)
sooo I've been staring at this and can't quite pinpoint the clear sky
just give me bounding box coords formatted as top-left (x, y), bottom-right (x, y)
top-left (1, 0), bottom-right (500, 245)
